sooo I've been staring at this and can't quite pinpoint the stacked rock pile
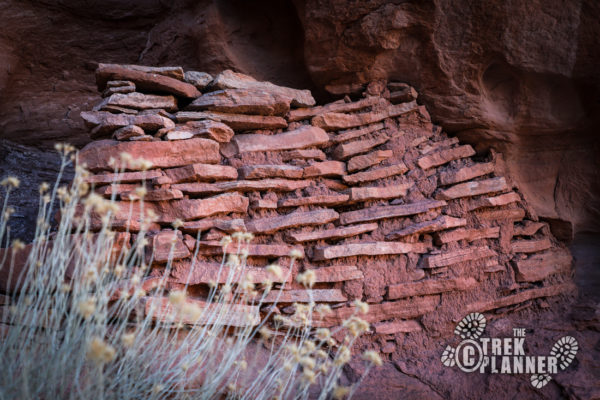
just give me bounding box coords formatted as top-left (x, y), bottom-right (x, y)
top-left (77, 64), bottom-right (574, 351)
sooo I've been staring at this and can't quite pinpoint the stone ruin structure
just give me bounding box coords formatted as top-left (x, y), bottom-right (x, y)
top-left (77, 63), bottom-right (575, 355)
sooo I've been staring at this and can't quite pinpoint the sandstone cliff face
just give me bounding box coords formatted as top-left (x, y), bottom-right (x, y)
top-left (1, 0), bottom-right (598, 239)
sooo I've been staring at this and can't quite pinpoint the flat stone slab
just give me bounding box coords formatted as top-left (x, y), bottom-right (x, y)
top-left (85, 170), bottom-right (163, 184)
top-left (278, 194), bottom-right (350, 208)
top-left (286, 222), bottom-right (378, 243)
top-left (347, 183), bottom-right (411, 202)
top-left (332, 123), bottom-right (385, 144)
top-left (97, 92), bottom-right (177, 112)
top-left (262, 289), bottom-right (347, 303)
top-left (239, 164), bottom-right (304, 179)
top-left (387, 277), bottom-right (477, 299)
top-left (211, 69), bottom-right (315, 107)
top-left (121, 188), bottom-right (183, 202)
top-left (246, 209), bottom-right (339, 234)
top-left (312, 101), bottom-right (418, 131)
top-left (468, 192), bottom-right (520, 211)
top-left (417, 145), bottom-right (475, 170)
top-left (313, 241), bottom-right (429, 261)
top-left (513, 221), bottom-right (546, 236)
top-left (342, 163), bottom-right (408, 184)
top-left (435, 226), bottom-right (500, 244)
top-left (188, 88), bottom-right (291, 116)
top-left (143, 296), bottom-right (260, 327)
top-left (184, 71), bottom-right (213, 90)
top-left (176, 111), bottom-right (287, 130)
top-left (181, 120), bottom-right (235, 143)
top-left (439, 162), bottom-right (495, 185)
top-left (465, 283), bottom-right (576, 313)
top-left (287, 96), bottom-right (383, 122)
top-left (332, 135), bottom-right (389, 160)
top-left (347, 150), bottom-right (393, 172)
top-left (419, 138), bottom-right (459, 154)
top-left (419, 246), bottom-right (496, 268)
top-left (435, 177), bottom-right (508, 200)
top-left (303, 161), bottom-right (346, 178)
top-left (282, 149), bottom-right (326, 161)
top-left (113, 124), bottom-right (145, 140)
top-left (311, 295), bottom-right (439, 327)
top-left (386, 215), bottom-right (467, 239)
top-left (475, 208), bottom-right (525, 221)
top-left (339, 199), bottom-right (446, 225)
top-left (510, 238), bottom-right (552, 253)
top-left (146, 230), bottom-right (190, 263)
top-left (173, 179), bottom-right (311, 195)
top-left (250, 199), bottom-right (278, 210)
top-left (231, 125), bottom-right (328, 153)
top-left (81, 111), bottom-right (174, 138)
top-left (310, 265), bottom-right (364, 282)
top-left (373, 320), bottom-right (422, 334)
top-left (195, 241), bottom-right (303, 258)
top-left (512, 249), bottom-right (572, 282)
top-left (171, 260), bottom-right (290, 285)
top-left (96, 63), bottom-right (199, 98)
top-left (164, 163), bottom-right (238, 183)
top-left (79, 138), bottom-right (220, 172)
top-left (182, 218), bottom-right (246, 233)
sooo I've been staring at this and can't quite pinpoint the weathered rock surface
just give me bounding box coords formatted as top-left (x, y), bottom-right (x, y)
top-left (176, 111), bottom-right (287, 130)
top-left (188, 88), bottom-right (290, 116)
top-left (246, 209), bottom-right (339, 234)
top-left (231, 125), bottom-right (328, 153)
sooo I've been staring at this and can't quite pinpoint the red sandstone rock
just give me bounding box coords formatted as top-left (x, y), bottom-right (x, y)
top-left (278, 194), bottom-right (350, 208)
top-left (173, 179), bottom-right (311, 195)
top-left (512, 249), bottom-right (572, 282)
top-left (250, 198), bottom-right (278, 210)
top-left (339, 199), bottom-right (446, 225)
top-left (146, 230), bottom-right (190, 263)
top-left (143, 296), bottom-right (260, 327)
top-left (98, 92), bottom-right (177, 112)
top-left (387, 277), bottom-right (477, 299)
top-left (475, 208), bottom-right (525, 221)
top-left (181, 218), bottom-right (246, 234)
top-left (331, 122), bottom-right (385, 144)
top-left (346, 184), bottom-right (412, 202)
top-left (313, 241), bottom-right (429, 261)
top-left (513, 221), bottom-right (546, 236)
top-left (389, 84), bottom-right (418, 104)
top-left (85, 170), bottom-right (163, 184)
top-left (79, 138), bottom-right (220, 172)
top-left (342, 163), bottom-right (408, 184)
top-left (281, 149), bottom-right (326, 161)
top-left (238, 164), bottom-right (304, 180)
top-left (157, 194), bottom-right (249, 221)
top-left (436, 177), bottom-right (508, 200)
top-left (332, 135), bottom-right (389, 160)
top-left (420, 246), bottom-right (496, 269)
top-left (287, 96), bottom-right (383, 122)
top-left (184, 71), bottom-right (212, 90)
top-left (81, 111), bottom-right (175, 138)
top-left (211, 69), bottom-right (315, 107)
top-left (286, 222), bottom-right (378, 243)
top-left (303, 161), bottom-right (346, 177)
top-left (347, 150), bottom-right (393, 172)
top-left (121, 188), bottom-right (183, 202)
top-left (231, 125), bottom-right (328, 153)
top-left (182, 120), bottom-right (235, 143)
top-left (419, 138), bottom-right (459, 155)
top-left (417, 145), bottom-right (476, 170)
top-left (312, 101), bottom-right (417, 131)
top-left (262, 289), bottom-right (347, 303)
top-left (113, 124), bottom-right (145, 140)
top-left (193, 241), bottom-right (303, 258)
top-left (468, 191), bottom-right (521, 211)
top-left (188, 88), bottom-right (290, 116)
top-left (176, 111), bottom-right (287, 130)
top-left (171, 260), bottom-right (290, 285)
top-left (435, 226), bottom-right (500, 244)
top-left (246, 209), bottom-right (339, 234)
top-left (165, 131), bottom-right (193, 140)
top-left (311, 295), bottom-right (439, 327)
top-left (96, 63), bottom-right (199, 98)
top-left (96, 184), bottom-right (140, 197)
top-left (510, 238), bottom-right (552, 253)
top-left (310, 265), bottom-right (364, 282)
top-left (373, 320), bottom-right (422, 334)
top-left (438, 162), bottom-right (495, 185)
top-left (164, 163), bottom-right (238, 183)
top-left (386, 215), bottom-right (467, 239)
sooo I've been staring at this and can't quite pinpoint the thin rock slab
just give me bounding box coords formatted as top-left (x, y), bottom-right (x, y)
top-left (79, 138), bottom-right (220, 172)
top-left (246, 209), bottom-right (339, 234)
top-left (385, 215), bottom-right (467, 239)
top-left (303, 161), bottom-right (346, 178)
top-left (145, 230), bottom-right (190, 263)
top-left (262, 289), bottom-right (347, 303)
top-left (171, 260), bottom-right (290, 285)
top-left (282, 149), bottom-right (326, 161)
top-left (182, 218), bottom-right (246, 234)
top-left (183, 120), bottom-right (235, 143)
top-left (97, 92), bottom-right (177, 112)
top-left (286, 222), bottom-right (378, 243)
top-left (513, 221), bottom-right (546, 236)
top-left (312, 241), bottom-right (429, 261)
top-left (435, 177), bottom-right (508, 200)
top-left (372, 320), bottom-right (422, 334)
top-left (512, 249), bottom-right (572, 282)
top-left (188, 88), bottom-right (290, 116)
top-left (81, 111), bottom-right (175, 138)
top-left (193, 241), bottom-right (304, 258)
top-left (331, 122), bottom-right (385, 144)
top-left (419, 246), bottom-right (497, 269)
top-left (347, 150), bottom-right (393, 172)
top-left (510, 238), bottom-right (552, 253)
top-left (113, 125), bottom-right (146, 140)
top-left (164, 163), bottom-right (238, 183)
top-left (311, 295), bottom-right (439, 327)
top-left (339, 199), bottom-right (446, 225)
top-left (184, 71), bottom-right (213, 90)
top-left (173, 179), bottom-right (311, 195)
top-left (231, 125), bottom-right (329, 153)
top-left (85, 170), bottom-right (163, 184)
top-left (346, 184), bottom-right (412, 202)
top-left (332, 135), bottom-right (389, 160)
top-left (475, 208), bottom-right (525, 221)
top-left (121, 188), bottom-right (183, 202)
top-left (435, 226), bottom-right (500, 244)
top-left (311, 101), bottom-right (418, 131)
top-left (95, 63), bottom-right (199, 98)
top-left (417, 145), bottom-right (476, 170)
top-left (387, 277), bottom-right (477, 299)
top-left (438, 162), bottom-right (495, 185)
top-left (278, 194), bottom-right (350, 208)
top-left (342, 163), bottom-right (408, 184)
top-left (154, 193), bottom-right (249, 222)
top-left (143, 296), bottom-right (260, 327)
top-left (238, 164), bottom-right (304, 180)
top-left (467, 192), bottom-right (520, 211)
top-left (176, 111), bottom-right (287, 130)
top-left (287, 96), bottom-right (383, 122)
